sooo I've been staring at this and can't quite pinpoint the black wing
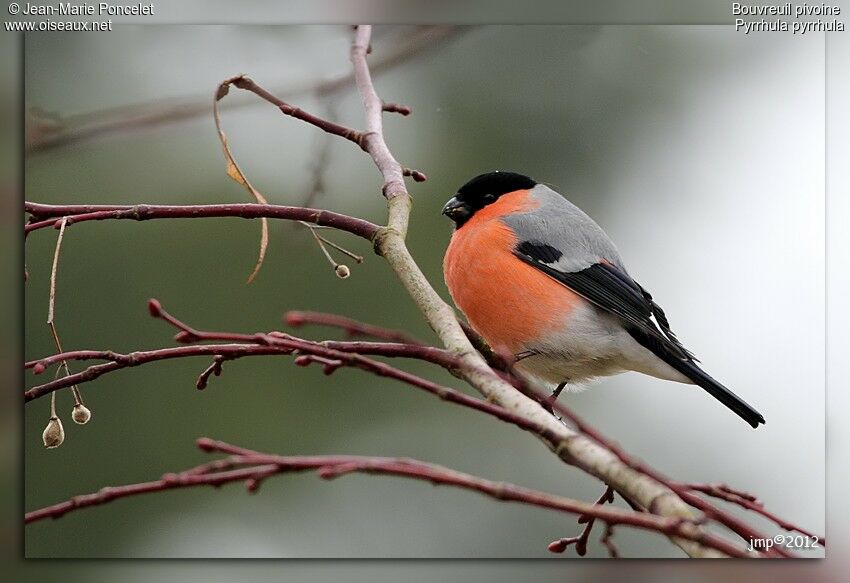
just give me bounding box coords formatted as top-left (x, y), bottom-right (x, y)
top-left (514, 241), bottom-right (765, 428)
top-left (514, 242), bottom-right (692, 360)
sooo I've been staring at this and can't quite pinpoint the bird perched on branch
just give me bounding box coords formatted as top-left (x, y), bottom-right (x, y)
top-left (442, 171), bottom-right (765, 428)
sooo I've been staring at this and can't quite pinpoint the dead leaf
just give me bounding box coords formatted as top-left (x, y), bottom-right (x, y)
top-left (214, 76), bottom-right (269, 284)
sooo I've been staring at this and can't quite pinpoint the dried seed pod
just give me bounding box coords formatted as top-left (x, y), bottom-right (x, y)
top-left (335, 264), bottom-right (350, 279)
top-left (72, 403), bottom-right (92, 425)
top-left (43, 416), bottom-right (65, 449)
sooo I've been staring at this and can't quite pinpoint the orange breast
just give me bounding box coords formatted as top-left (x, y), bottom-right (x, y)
top-left (443, 190), bottom-right (581, 355)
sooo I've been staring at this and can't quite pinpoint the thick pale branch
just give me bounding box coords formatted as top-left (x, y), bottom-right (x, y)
top-left (351, 26), bottom-right (411, 237)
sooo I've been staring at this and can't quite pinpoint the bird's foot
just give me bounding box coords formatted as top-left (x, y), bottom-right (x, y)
top-left (542, 381), bottom-right (567, 418)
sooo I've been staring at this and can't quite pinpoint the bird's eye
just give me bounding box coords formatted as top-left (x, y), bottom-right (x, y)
top-left (482, 193), bottom-right (496, 203)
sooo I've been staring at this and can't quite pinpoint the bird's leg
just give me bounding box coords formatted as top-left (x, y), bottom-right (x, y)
top-left (541, 381), bottom-right (568, 417)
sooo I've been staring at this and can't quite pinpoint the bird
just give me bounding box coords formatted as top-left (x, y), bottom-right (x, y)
top-left (441, 171), bottom-right (765, 428)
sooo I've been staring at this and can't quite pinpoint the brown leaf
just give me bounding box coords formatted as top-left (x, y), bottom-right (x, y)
top-left (213, 76), bottom-right (269, 283)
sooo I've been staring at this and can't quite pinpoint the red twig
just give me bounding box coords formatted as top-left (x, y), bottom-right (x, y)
top-left (24, 202), bottom-right (380, 240)
top-left (196, 355), bottom-right (226, 390)
top-left (146, 303), bottom-right (552, 440)
top-left (22, 437), bottom-right (751, 558)
top-left (547, 485), bottom-right (615, 556)
top-left (402, 167), bottom-right (427, 182)
top-left (26, 301), bottom-right (560, 444)
top-left (223, 75), bottom-right (368, 149)
top-left (26, 339), bottom-right (458, 376)
top-left (284, 310), bottom-right (424, 345)
top-left (25, 344), bottom-right (294, 401)
top-left (600, 524), bottom-right (620, 558)
top-left (381, 102), bottom-right (412, 115)
top-left (683, 483), bottom-right (825, 545)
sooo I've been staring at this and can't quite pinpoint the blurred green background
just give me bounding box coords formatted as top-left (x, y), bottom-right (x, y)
top-left (23, 25), bottom-right (824, 559)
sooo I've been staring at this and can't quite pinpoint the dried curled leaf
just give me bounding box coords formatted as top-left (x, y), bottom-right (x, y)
top-left (214, 75), bottom-right (269, 284)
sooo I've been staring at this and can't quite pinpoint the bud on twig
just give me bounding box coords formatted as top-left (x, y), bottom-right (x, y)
top-left (147, 298), bottom-right (162, 317)
top-left (547, 539), bottom-right (569, 553)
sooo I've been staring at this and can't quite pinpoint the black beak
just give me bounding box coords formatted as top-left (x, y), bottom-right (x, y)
top-left (441, 196), bottom-right (472, 223)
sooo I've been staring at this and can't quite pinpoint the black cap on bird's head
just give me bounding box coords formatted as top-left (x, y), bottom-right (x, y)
top-left (442, 171), bottom-right (537, 228)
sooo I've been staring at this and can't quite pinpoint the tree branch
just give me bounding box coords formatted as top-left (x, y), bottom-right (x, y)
top-left (25, 301), bottom-right (558, 443)
top-left (23, 437), bottom-right (752, 558)
top-left (682, 483), bottom-right (824, 545)
top-left (548, 485), bottom-right (615, 556)
top-left (284, 309), bottom-right (424, 345)
top-left (24, 202), bottom-right (380, 241)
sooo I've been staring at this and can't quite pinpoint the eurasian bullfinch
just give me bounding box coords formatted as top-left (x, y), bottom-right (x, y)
top-left (442, 171), bottom-right (765, 428)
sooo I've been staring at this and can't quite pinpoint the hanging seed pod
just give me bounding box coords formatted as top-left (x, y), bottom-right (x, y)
top-left (43, 416), bottom-right (65, 449)
top-left (72, 403), bottom-right (92, 425)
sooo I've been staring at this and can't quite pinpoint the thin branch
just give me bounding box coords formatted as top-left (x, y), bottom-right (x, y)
top-left (600, 524), bottom-right (620, 558)
top-left (25, 344), bottom-right (292, 400)
top-left (23, 438), bottom-right (752, 558)
top-left (312, 232), bottom-right (364, 264)
top-left (683, 483), bottom-right (825, 545)
top-left (305, 222), bottom-right (353, 278)
top-left (25, 340), bottom-right (547, 437)
top-left (382, 102), bottom-right (412, 116)
top-left (226, 75), bottom-right (367, 148)
top-left (548, 485), bottom-right (615, 556)
top-left (284, 310), bottom-right (424, 345)
top-left (25, 202), bottom-right (380, 241)
top-left (25, 301), bottom-right (558, 443)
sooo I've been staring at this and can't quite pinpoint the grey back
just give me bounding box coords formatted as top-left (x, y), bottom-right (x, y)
top-left (501, 184), bottom-right (626, 273)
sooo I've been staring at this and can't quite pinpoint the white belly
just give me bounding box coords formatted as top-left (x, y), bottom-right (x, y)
top-left (515, 303), bottom-right (690, 387)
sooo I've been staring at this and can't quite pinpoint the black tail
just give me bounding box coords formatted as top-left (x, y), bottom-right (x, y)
top-left (632, 331), bottom-right (765, 428)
